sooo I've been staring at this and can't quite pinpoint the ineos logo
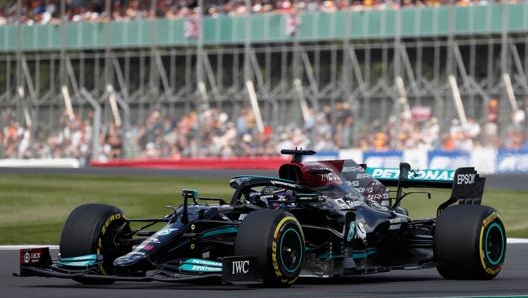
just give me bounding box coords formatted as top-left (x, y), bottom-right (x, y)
top-left (457, 173), bottom-right (476, 185)
top-left (321, 173), bottom-right (339, 182)
top-left (231, 260), bottom-right (250, 274)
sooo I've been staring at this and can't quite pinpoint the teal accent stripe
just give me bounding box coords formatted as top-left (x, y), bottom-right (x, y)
top-left (59, 254), bottom-right (98, 262)
top-left (319, 253), bottom-right (346, 260)
top-left (485, 222), bottom-right (505, 266)
top-left (182, 258), bottom-right (223, 267)
top-left (58, 254), bottom-right (98, 267)
top-left (279, 227), bottom-right (303, 273)
top-left (352, 248), bottom-right (378, 259)
top-left (201, 226), bottom-right (238, 238)
top-left (178, 263), bottom-right (222, 273)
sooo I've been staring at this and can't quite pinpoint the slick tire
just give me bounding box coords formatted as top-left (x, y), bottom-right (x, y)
top-left (434, 205), bottom-right (506, 280)
top-left (60, 203), bottom-right (131, 284)
top-left (235, 209), bottom-right (305, 287)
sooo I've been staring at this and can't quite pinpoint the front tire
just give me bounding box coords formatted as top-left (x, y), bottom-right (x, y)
top-left (59, 203), bottom-right (132, 283)
top-left (434, 205), bottom-right (506, 279)
top-left (235, 209), bottom-right (305, 287)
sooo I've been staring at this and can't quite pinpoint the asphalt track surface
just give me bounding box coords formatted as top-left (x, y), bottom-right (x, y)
top-left (2, 244), bottom-right (528, 298)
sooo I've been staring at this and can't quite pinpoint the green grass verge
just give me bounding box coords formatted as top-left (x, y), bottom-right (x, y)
top-left (1, 173), bottom-right (527, 244)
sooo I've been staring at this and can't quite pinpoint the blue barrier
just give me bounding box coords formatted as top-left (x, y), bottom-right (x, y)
top-left (496, 149), bottom-right (528, 173)
top-left (427, 150), bottom-right (471, 170)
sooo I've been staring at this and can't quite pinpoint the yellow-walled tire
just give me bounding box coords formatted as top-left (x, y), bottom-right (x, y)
top-left (59, 203), bottom-right (131, 284)
top-left (434, 205), bottom-right (506, 279)
top-left (235, 209), bottom-right (305, 287)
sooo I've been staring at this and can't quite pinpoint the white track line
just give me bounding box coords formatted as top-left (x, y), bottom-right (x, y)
top-left (507, 238), bottom-right (528, 244)
top-left (0, 245), bottom-right (59, 250)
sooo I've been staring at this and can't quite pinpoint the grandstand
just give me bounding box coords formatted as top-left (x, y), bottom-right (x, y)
top-left (0, 0), bottom-right (527, 172)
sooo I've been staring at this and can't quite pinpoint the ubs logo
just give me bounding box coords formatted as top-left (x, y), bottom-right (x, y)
top-left (23, 252), bottom-right (41, 263)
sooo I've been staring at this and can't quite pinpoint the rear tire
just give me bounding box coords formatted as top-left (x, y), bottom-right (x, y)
top-left (235, 209), bottom-right (305, 287)
top-left (434, 205), bottom-right (506, 279)
top-left (59, 203), bottom-right (132, 284)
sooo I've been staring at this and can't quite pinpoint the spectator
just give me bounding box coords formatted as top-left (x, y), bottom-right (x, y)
top-left (1, 0), bottom-right (499, 25)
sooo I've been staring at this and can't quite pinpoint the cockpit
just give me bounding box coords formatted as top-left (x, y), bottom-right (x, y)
top-left (278, 162), bottom-right (364, 202)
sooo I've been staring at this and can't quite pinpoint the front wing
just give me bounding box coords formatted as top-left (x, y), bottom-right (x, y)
top-left (14, 247), bottom-right (258, 284)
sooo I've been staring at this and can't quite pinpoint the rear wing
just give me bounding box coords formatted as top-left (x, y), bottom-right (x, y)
top-left (366, 163), bottom-right (486, 215)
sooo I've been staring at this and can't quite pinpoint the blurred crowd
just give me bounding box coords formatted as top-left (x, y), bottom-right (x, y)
top-left (1, 99), bottom-right (527, 163)
top-left (0, 0), bottom-right (518, 25)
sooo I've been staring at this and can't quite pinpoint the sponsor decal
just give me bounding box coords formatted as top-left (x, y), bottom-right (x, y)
top-left (413, 169), bottom-right (454, 181)
top-left (183, 258), bottom-right (223, 267)
top-left (231, 260), bottom-right (250, 274)
top-left (222, 256), bottom-right (258, 282)
top-left (369, 168), bottom-right (400, 179)
top-left (97, 213), bottom-right (123, 275)
top-left (270, 180), bottom-right (298, 188)
top-left (355, 173), bottom-right (372, 179)
top-left (483, 212), bottom-right (499, 226)
top-left (20, 248), bottom-right (51, 266)
top-left (334, 198), bottom-right (361, 209)
top-left (350, 180), bottom-right (360, 187)
top-left (335, 199), bottom-right (350, 210)
top-left (148, 237), bottom-right (160, 244)
top-left (23, 252), bottom-right (31, 263)
top-left (101, 214), bottom-right (121, 235)
top-left (321, 172), bottom-right (340, 182)
top-left (368, 168), bottom-right (455, 182)
top-left (366, 193), bottom-right (385, 201)
top-left (343, 166), bottom-right (363, 172)
top-left (179, 264), bottom-right (222, 273)
top-left (389, 217), bottom-right (407, 224)
top-left (456, 173), bottom-right (476, 185)
top-left (155, 227), bottom-right (179, 236)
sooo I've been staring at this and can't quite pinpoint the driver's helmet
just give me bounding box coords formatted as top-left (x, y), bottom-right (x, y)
top-left (252, 186), bottom-right (296, 209)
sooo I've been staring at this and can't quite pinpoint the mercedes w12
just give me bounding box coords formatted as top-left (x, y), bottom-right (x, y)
top-left (15, 149), bottom-right (506, 286)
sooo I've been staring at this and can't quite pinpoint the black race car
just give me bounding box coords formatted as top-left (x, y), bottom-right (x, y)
top-left (15, 149), bottom-right (506, 286)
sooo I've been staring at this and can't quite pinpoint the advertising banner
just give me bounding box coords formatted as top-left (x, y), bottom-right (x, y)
top-left (362, 151), bottom-right (403, 168)
top-left (427, 150), bottom-right (471, 169)
top-left (496, 149), bottom-right (528, 173)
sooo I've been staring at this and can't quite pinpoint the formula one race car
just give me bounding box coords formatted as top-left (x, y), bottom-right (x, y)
top-left (16, 149), bottom-right (506, 286)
